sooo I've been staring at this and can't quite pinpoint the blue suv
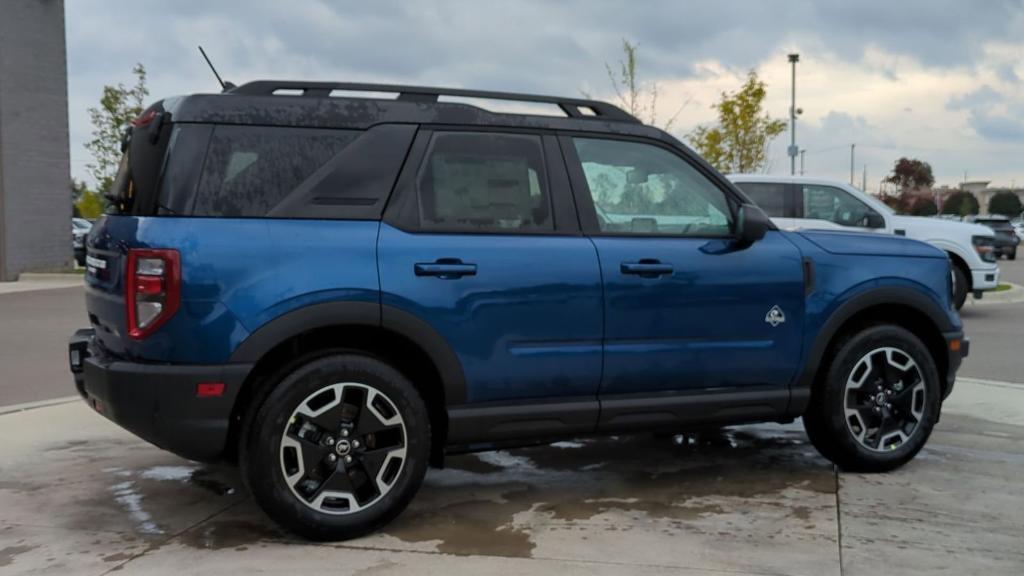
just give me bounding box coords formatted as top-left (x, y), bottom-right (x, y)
top-left (69, 81), bottom-right (968, 540)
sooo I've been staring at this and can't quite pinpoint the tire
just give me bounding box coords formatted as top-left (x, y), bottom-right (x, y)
top-left (803, 324), bottom-right (941, 472)
top-left (950, 264), bottom-right (968, 310)
top-left (240, 352), bottom-right (430, 540)
top-left (1010, 249), bottom-right (1017, 261)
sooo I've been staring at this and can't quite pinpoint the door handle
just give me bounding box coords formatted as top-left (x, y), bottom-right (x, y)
top-left (621, 259), bottom-right (673, 278)
top-left (414, 259), bottom-right (477, 279)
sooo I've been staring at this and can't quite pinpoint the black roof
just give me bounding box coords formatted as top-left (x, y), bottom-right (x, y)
top-left (163, 80), bottom-right (673, 142)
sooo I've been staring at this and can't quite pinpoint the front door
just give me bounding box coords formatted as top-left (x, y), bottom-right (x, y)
top-left (562, 136), bottom-right (805, 425)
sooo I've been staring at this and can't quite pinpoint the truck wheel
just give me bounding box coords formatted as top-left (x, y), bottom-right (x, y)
top-left (1010, 249), bottom-right (1017, 261)
top-left (803, 324), bottom-right (940, 472)
top-left (951, 265), bottom-right (968, 310)
top-left (240, 353), bottom-right (430, 540)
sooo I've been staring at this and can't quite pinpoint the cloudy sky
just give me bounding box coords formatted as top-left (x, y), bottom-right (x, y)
top-left (66, 0), bottom-right (1024, 191)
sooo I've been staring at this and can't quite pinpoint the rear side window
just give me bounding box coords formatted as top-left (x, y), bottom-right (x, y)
top-left (733, 182), bottom-right (788, 218)
top-left (416, 132), bottom-right (553, 232)
top-left (193, 126), bottom-right (357, 217)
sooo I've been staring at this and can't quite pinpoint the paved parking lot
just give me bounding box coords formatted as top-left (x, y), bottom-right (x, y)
top-left (1, 260), bottom-right (1023, 575)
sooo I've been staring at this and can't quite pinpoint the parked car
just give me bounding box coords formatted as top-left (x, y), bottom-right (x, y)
top-left (69, 81), bottom-right (968, 540)
top-left (71, 217), bottom-right (92, 266)
top-left (728, 175), bottom-right (1000, 309)
top-left (1013, 220), bottom-right (1024, 242)
top-left (966, 216), bottom-right (1018, 260)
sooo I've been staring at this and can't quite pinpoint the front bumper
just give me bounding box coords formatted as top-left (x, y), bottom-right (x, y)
top-left (69, 329), bottom-right (252, 462)
top-left (942, 331), bottom-right (969, 400)
top-left (970, 265), bottom-right (1000, 294)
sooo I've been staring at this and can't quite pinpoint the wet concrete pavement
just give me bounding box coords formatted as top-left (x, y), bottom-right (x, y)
top-left (2, 378), bottom-right (1022, 575)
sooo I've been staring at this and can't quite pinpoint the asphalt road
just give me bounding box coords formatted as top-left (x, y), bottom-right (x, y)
top-left (0, 286), bottom-right (87, 406)
top-left (1, 260), bottom-right (1022, 407)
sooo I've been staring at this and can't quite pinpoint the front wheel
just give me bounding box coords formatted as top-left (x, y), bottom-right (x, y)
top-left (803, 324), bottom-right (941, 472)
top-left (951, 265), bottom-right (968, 310)
top-left (1009, 249), bottom-right (1017, 261)
top-left (240, 353), bottom-right (430, 540)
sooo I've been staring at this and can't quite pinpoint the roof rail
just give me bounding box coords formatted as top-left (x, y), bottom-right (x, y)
top-left (229, 80), bottom-right (641, 123)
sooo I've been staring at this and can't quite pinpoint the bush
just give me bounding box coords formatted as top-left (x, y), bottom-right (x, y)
top-left (988, 191), bottom-right (1022, 217)
top-left (910, 198), bottom-right (938, 216)
top-left (941, 191), bottom-right (979, 216)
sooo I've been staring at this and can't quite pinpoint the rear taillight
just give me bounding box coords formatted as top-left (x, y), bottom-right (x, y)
top-left (126, 249), bottom-right (180, 339)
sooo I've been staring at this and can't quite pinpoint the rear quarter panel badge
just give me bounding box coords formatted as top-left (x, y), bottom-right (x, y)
top-left (765, 305), bottom-right (786, 327)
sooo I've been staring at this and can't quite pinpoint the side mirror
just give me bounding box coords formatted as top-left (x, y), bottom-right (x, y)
top-left (736, 204), bottom-right (770, 244)
top-left (864, 212), bottom-right (885, 229)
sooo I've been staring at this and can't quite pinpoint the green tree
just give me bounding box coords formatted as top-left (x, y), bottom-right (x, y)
top-left (910, 198), bottom-right (938, 216)
top-left (988, 191), bottom-right (1023, 217)
top-left (688, 71), bottom-right (787, 174)
top-left (885, 157), bottom-right (935, 190)
top-left (941, 191), bottom-right (980, 216)
top-left (587, 39), bottom-right (688, 130)
top-left (75, 188), bottom-right (106, 219)
top-left (84, 63), bottom-right (148, 194)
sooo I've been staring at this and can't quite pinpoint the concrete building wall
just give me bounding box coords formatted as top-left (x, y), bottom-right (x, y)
top-left (0, 0), bottom-right (72, 281)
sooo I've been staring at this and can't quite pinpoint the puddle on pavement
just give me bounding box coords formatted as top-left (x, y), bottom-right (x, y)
top-left (383, 426), bottom-right (835, 557)
top-left (8, 425), bottom-right (836, 559)
top-left (0, 544), bottom-right (39, 567)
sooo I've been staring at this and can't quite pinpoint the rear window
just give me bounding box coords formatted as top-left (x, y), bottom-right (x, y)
top-left (733, 182), bottom-right (788, 217)
top-left (191, 126), bottom-right (358, 217)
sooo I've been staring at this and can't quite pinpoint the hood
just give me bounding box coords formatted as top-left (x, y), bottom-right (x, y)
top-left (799, 229), bottom-right (946, 259)
top-left (891, 214), bottom-right (995, 238)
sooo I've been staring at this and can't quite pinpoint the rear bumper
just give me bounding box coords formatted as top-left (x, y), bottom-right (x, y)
top-left (69, 329), bottom-right (251, 462)
top-left (942, 331), bottom-right (968, 400)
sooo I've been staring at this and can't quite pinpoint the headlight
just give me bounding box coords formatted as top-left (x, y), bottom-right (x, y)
top-left (972, 235), bottom-right (997, 263)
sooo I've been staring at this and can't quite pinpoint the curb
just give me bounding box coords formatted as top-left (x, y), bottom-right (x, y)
top-left (0, 274), bottom-right (83, 296)
top-left (0, 395), bottom-right (79, 416)
top-left (969, 282), bottom-right (1024, 305)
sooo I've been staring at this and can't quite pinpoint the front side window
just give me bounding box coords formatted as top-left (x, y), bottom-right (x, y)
top-left (572, 138), bottom-right (732, 236)
top-left (733, 182), bottom-right (788, 218)
top-left (802, 185), bottom-right (883, 228)
top-left (417, 132), bottom-right (552, 232)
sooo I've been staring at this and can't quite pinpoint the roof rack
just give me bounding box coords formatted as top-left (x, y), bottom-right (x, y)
top-left (229, 80), bottom-right (641, 124)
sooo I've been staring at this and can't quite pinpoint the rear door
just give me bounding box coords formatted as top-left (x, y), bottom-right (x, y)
top-left (562, 136), bottom-right (806, 428)
top-left (378, 129), bottom-right (603, 439)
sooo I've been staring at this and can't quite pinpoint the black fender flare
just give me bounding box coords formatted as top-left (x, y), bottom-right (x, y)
top-left (229, 301), bottom-right (467, 405)
top-left (790, 286), bottom-right (953, 415)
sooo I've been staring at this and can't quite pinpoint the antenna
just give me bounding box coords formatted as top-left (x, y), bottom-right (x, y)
top-left (198, 46), bottom-right (234, 91)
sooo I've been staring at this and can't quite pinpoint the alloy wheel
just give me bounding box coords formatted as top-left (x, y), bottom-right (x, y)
top-left (843, 347), bottom-right (927, 452)
top-left (280, 382), bottom-right (407, 514)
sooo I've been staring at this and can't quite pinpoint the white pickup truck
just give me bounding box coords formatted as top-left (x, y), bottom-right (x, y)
top-left (728, 175), bottom-right (1000, 309)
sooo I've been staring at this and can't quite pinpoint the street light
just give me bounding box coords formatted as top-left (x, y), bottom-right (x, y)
top-left (788, 53), bottom-right (800, 175)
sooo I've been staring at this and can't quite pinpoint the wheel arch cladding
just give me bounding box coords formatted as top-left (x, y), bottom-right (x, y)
top-left (225, 301), bottom-right (466, 465)
top-left (794, 287), bottom-right (953, 414)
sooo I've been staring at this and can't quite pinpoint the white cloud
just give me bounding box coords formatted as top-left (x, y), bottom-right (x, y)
top-left (65, 0), bottom-right (1024, 190)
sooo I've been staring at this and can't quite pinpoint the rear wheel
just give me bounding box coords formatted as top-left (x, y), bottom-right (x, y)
top-left (803, 324), bottom-right (940, 472)
top-left (241, 353), bottom-right (430, 540)
top-left (1009, 248), bottom-right (1017, 261)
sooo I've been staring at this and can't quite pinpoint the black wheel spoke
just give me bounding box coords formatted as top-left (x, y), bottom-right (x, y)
top-left (314, 464), bottom-right (356, 497)
top-left (287, 431), bottom-right (333, 476)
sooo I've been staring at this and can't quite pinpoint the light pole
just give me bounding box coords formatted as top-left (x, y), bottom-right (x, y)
top-left (850, 143), bottom-right (856, 186)
top-left (788, 54), bottom-right (800, 175)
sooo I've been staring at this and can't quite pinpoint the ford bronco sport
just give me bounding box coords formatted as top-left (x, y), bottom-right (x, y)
top-left (69, 81), bottom-right (968, 540)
